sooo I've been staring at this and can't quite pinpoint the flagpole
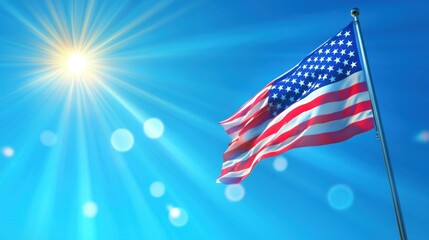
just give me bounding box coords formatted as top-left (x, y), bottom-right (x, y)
top-left (351, 8), bottom-right (408, 240)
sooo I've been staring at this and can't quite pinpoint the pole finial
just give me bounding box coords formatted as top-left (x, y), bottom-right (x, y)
top-left (351, 8), bottom-right (360, 17)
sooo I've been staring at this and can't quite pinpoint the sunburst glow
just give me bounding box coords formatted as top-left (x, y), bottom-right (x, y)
top-left (44, 46), bottom-right (100, 87)
top-left (67, 53), bottom-right (87, 74)
top-left (60, 50), bottom-right (97, 83)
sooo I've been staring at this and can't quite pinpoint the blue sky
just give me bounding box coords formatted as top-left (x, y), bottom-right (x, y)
top-left (0, 0), bottom-right (428, 239)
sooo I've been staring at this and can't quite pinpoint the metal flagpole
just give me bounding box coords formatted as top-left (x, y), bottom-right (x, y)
top-left (351, 8), bottom-right (408, 240)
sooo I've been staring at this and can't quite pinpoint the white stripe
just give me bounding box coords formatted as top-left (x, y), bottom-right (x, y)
top-left (222, 85), bottom-right (370, 168)
top-left (219, 109), bottom-right (373, 179)
top-left (219, 165), bottom-right (252, 180)
top-left (221, 97), bottom-right (268, 133)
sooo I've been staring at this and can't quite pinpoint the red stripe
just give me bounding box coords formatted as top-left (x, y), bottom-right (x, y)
top-left (222, 82), bottom-right (368, 162)
top-left (221, 101), bottom-right (373, 175)
top-left (219, 118), bottom-right (374, 182)
top-left (226, 106), bottom-right (270, 135)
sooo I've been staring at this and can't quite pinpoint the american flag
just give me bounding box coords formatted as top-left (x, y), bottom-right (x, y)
top-left (218, 23), bottom-right (374, 184)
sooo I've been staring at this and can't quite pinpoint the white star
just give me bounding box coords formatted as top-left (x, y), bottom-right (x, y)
top-left (329, 76), bottom-right (336, 82)
top-left (326, 57), bottom-right (332, 62)
top-left (337, 68), bottom-right (343, 74)
top-left (271, 85), bottom-right (277, 89)
top-left (348, 51), bottom-right (355, 57)
top-left (276, 103), bottom-right (282, 109)
top-left (351, 62), bottom-right (357, 68)
top-left (304, 72), bottom-right (309, 78)
top-left (307, 82), bottom-right (312, 87)
top-left (278, 85), bottom-right (284, 90)
top-left (330, 40), bottom-right (336, 46)
top-left (333, 49), bottom-right (338, 54)
top-left (327, 66), bottom-right (334, 72)
top-left (325, 49), bottom-right (331, 54)
top-left (294, 88), bottom-right (300, 94)
top-left (285, 78), bottom-right (290, 83)
top-left (302, 64), bottom-right (307, 69)
top-left (318, 49), bottom-right (323, 54)
top-left (309, 65), bottom-right (314, 70)
top-left (346, 70), bottom-right (351, 76)
top-left (313, 56), bottom-right (318, 61)
top-left (323, 74), bottom-right (328, 80)
top-left (337, 31), bottom-right (342, 37)
top-left (299, 80), bottom-right (304, 86)
top-left (307, 58), bottom-right (312, 62)
top-left (289, 96), bottom-right (295, 102)
top-left (291, 79), bottom-right (297, 84)
top-left (319, 57), bottom-right (324, 62)
top-left (340, 49), bottom-right (346, 55)
top-left (343, 59), bottom-right (349, 66)
top-left (272, 93), bottom-right (278, 99)
top-left (318, 74), bottom-right (322, 80)
top-left (315, 83), bottom-right (321, 88)
top-left (346, 41), bottom-right (353, 47)
top-left (320, 65), bottom-right (325, 70)
top-left (311, 72), bottom-right (316, 78)
top-left (314, 65), bottom-right (319, 70)
top-left (338, 40), bottom-right (344, 46)
top-left (344, 31), bottom-right (351, 37)
top-left (297, 71), bottom-right (302, 77)
top-left (286, 86), bottom-right (291, 92)
top-left (334, 57), bottom-right (340, 63)
top-left (281, 95), bottom-right (286, 100)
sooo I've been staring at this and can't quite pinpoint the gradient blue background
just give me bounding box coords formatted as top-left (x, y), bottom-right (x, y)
top-left (0, 0), bottom-right (427, 239)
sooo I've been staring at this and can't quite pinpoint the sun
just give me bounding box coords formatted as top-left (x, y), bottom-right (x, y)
top-left (68, 53), bottom-right (88, 74)
top-left (56, 49), bottom-right (98, 83)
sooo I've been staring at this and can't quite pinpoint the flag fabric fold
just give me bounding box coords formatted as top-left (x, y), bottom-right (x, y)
top-left (218, 22), bottom-right (374, 184)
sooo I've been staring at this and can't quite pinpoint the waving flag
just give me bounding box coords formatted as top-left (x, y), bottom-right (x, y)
top-left (218, 23), bottom-right (374, 184)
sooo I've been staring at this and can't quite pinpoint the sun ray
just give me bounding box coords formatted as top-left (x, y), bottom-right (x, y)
top-left (86, 1), bottom-right (172, 56)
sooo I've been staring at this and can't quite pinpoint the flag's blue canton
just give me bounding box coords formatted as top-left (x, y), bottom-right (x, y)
top-left (268, 23), bottom-right (362, 117)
